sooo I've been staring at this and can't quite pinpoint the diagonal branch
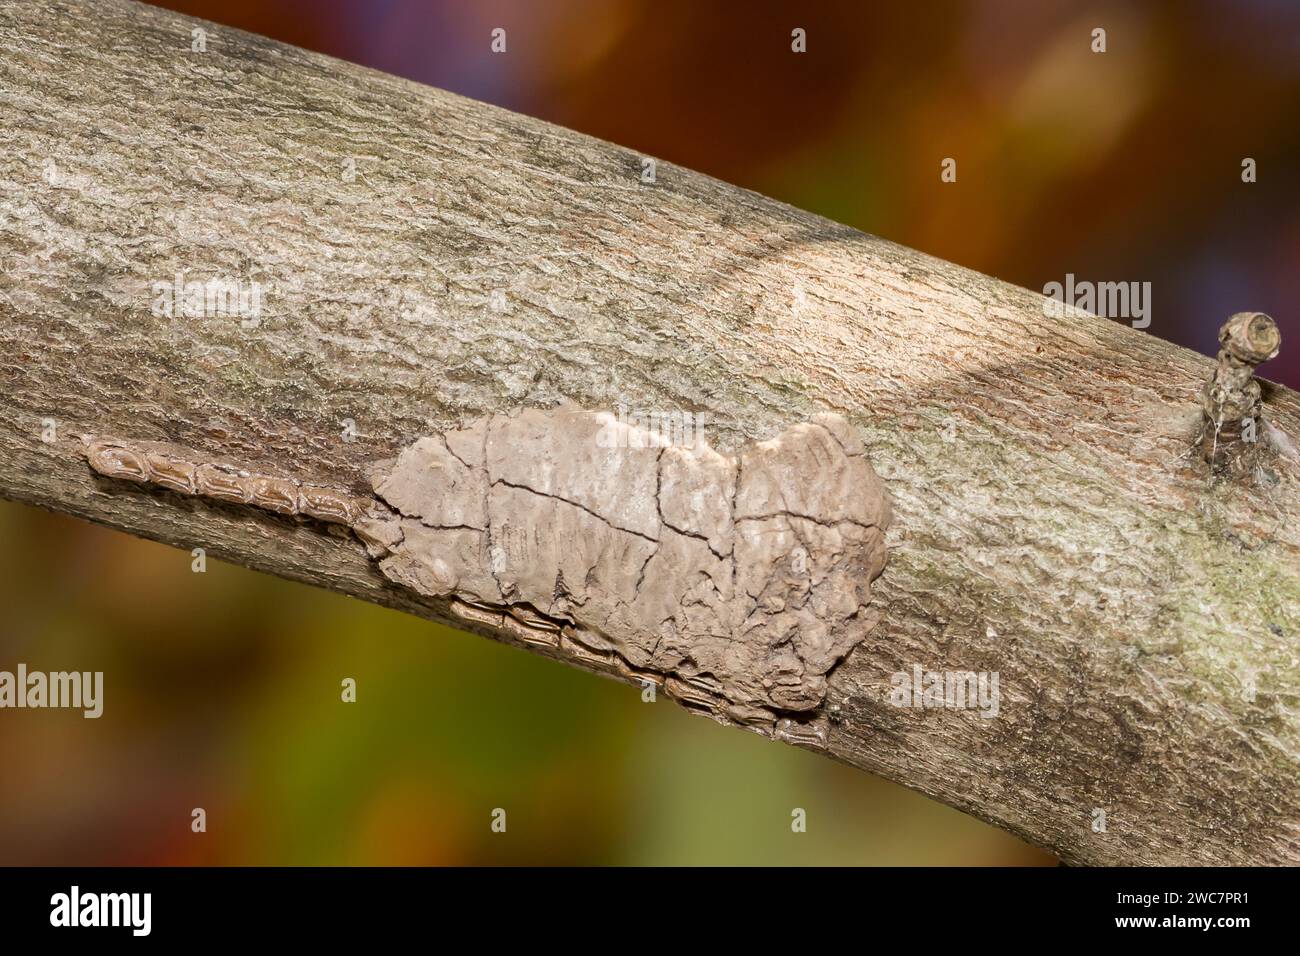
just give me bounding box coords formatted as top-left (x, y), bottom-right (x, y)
top-left (2, 0), bottom-right (1298, 865)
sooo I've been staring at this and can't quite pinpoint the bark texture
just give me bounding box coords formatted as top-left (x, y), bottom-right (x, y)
top-left (1, 0), bottom-right (1298, 865)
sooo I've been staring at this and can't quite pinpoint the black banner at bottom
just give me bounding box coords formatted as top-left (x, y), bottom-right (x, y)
top-left (0, 866), bottom-right (1278, 941)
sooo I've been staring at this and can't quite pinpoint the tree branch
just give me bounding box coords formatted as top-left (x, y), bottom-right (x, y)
top-left (2, 0), bottom-right (1297, 865)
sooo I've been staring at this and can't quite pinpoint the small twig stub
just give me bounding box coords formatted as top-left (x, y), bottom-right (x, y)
top-left (1199, 311), bottom-right (1283, 477)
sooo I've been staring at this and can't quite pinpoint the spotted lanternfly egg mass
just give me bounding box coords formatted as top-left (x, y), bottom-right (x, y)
top-left (85, 437), bottom-right (364, 526)
top-left (83, 406), bottom-right (890, 750)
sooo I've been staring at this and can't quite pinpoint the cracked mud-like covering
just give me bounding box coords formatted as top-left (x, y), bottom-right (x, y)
top-left (356, 407), bottom-right (891, 722)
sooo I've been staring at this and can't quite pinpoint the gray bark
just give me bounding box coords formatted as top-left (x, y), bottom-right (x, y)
top-left (2, 0), bottom-right (1297, 865)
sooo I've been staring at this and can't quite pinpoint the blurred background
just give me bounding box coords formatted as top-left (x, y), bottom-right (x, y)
top-left (3, 0), bottom-right (1298, 865)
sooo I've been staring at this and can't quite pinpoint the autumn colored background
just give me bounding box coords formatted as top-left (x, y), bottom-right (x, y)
top-left (2, 0), bottom-right (1297, 865)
